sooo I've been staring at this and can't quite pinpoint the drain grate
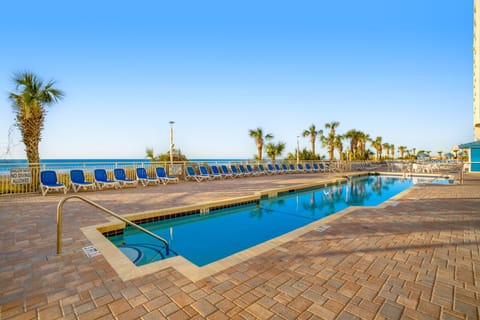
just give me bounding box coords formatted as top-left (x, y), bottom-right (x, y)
top-left (314, 225), bottom-right (330, 233)
top-left (83, 245), bottom-right (101, 258)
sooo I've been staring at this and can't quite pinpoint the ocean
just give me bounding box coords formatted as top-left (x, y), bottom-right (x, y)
top-left (0, 158), bottom-right (249, 173)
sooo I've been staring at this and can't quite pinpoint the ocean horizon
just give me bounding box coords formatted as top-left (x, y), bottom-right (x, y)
top-left (0, 158), bottom-right (251, 172)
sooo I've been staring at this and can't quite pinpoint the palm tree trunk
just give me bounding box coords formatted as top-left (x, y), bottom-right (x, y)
top-left (311, 137), bottom-right (315, 159)
top-left (329, 146), bottom-right (334, 161)
top-left (18, 114), bottom-right (43, 166)
top-left (257, 145), bottom-right (263, 160)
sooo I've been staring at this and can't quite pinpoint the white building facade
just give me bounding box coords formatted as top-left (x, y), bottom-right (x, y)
top-left (475, 0), bottom-right (480, 140)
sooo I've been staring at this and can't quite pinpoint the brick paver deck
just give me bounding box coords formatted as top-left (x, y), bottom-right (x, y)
top-left (1, 172), bottom-right (479, 319)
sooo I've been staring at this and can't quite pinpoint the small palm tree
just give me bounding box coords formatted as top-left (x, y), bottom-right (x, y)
top-left (9, 71), bottom-right (64, 165)
top-left (146, 148), bottom-right (159, 161)
top-left (265, 142), bottom-right (286, 164)
top-left (249, 127), bottom-right (273, 160)
top-left (302, 124), bottom-right (323, 159)
top-left (146, 148), bottom-right (187, 162)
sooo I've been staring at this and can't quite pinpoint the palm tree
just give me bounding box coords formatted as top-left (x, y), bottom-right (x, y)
top-left (382, 143), bottom-right (390, 159)
top-left (265, 142), bottom-right (286, 163)
top-left (398, 146), bottom-right (407, 159)
top-left (146, 148), bottom-right (157, 161)
top-left (358, 132), bottom-right (370, 160)
top-left (302, 124), bottom-right (323, 159)
top-left (344, 129), bottom-right (361, 160)
top-left (390, 144), bottom-right (395, 159)
top-left (9, 71), bottom-right (64, 165)
top-left (323, 121), bottom-right (340, 161)
top-left (371, 136), bottom-right (383, 160)
top-left (249, 127), bottom-right (273, 160)
top-left (334, 135), bottom-right (344, 160)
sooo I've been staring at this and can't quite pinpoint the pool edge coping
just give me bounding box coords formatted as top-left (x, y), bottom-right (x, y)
top-left (80, 173), bottom-right (429, 282)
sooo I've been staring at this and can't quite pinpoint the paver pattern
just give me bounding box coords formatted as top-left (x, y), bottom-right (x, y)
top-left (1, 172), bottom-right (479, 319)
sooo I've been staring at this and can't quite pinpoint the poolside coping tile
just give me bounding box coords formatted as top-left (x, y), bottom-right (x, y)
top-left (0, 171), bottom-right (479, 319)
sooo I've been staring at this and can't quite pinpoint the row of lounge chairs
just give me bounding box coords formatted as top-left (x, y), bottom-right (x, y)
top-left (184, 163), bottom-right (333, 182)
top-left (40, 167), bottom-right (178, 195)
top-left (40, 162), bottom-right (336, 194)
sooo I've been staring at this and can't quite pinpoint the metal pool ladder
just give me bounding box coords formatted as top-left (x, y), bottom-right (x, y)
top-left (56, 195), bottom-right (169, 255)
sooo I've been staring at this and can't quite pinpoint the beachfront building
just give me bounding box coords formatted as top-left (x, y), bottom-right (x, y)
top-left (475, 0), bottom-right (480, 140)
top-left (459, 141), bottom-right (480, 172)
top-left (460, 1), bottom-right (480, 172)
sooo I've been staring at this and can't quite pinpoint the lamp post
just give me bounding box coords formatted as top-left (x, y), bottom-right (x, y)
top-left (296, 136), bottom-right (300, 165)
top-left (169, 121), bottom-right (175, 166)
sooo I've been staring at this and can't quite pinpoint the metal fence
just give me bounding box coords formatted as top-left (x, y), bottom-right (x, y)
top-left (3, 159), bottom-right (457, 196)
top-left (0, 161), bottom-right (172, 195)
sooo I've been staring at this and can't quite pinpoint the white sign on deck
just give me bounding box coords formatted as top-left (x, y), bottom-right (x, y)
top-left (169, 164), bottom-right (183, 176)
top-left (10, 168), bottom-right (32, 184)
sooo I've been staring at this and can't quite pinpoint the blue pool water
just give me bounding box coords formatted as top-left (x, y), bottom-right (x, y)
top-left (108, 175), bottom-right (438, 266)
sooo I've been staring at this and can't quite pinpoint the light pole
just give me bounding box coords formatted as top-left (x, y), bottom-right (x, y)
top-left (169, 121), bottom-right (175, 167)
top-left (296, 136), bottom-right (300, 165)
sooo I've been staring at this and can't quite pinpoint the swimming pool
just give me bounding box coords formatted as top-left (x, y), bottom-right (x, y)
top-left (107, 174), bottom-right (435, 267)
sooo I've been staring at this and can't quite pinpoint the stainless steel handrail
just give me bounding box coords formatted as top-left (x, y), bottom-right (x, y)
top-left (56, 195), bottom-right (169, 255)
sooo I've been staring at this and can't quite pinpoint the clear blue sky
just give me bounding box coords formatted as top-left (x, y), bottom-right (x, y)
top-left (0, 0), bottom-right (474, 159)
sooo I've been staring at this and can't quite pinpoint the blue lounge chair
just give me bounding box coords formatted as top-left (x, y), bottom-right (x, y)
top-left (246, 164), bottom-right (261, 176)
top-left (220, 165), bottom-right (234, 179)
top-left (281, 163), bottom-right (290, 173)
top-left (304, 163), bottom-right (313, 173)
top-left (94, 169), bottom-right (120, 190)
top-left (70, 169), bottom-right (96, 192)
top-left (297, 163), bottom-right (306, 173)
top-left (155, 167), bottom-right (179, 184)
top-left (199, 166), bottom-right (214, 180)
top-left (266, 164), bottom-right (277, 175)
top-left (136, 167), bottom-right (159, 186)
top-left (40, 170), bottom-right (68, 196)
top-left (288, 163), bottom-right (298, 173)
top-left (185, 166), bottom-right (210, 182)
top-left (210, 165), bottom-right (225, 179)
top-left (114, 168), bottom-right (138, 188)
top-left (229, 165), bottom-right (244, 177)
top-left (274, 163), bottom-right (284, 174)
top-left (257, 164), bottom-right (269, 175)
top-left (318, 163), bottom-right (327, 172)
top-left (312, 163), bottom-right (320, 172)
top-left (238, 164), bottom-right (251, 176)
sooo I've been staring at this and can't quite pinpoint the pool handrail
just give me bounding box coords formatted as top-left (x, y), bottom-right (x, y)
top-left (56, 195), bottom-right (169, 255)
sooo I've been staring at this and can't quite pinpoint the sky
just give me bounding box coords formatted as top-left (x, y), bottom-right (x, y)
top-left (0, 0), bottom-right (474, 160)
